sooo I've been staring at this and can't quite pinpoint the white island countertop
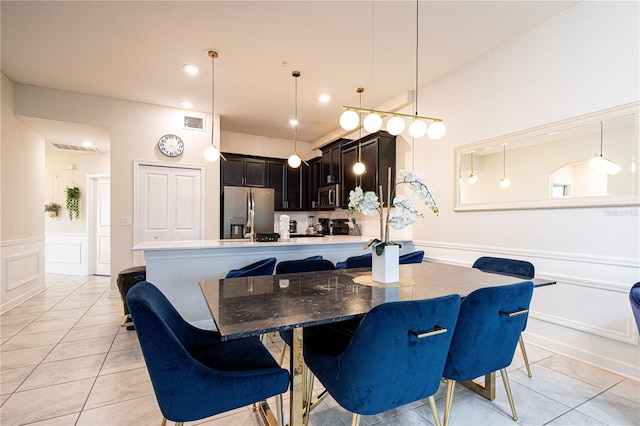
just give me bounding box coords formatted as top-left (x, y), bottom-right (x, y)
top-left (132, 235), bottom-right (414, 330)
top-left (131, 235), bottom-right (380, 252)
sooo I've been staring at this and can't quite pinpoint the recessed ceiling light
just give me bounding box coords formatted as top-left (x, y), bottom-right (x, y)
top-left (289, 119), bottom-right (298, 126)
top-left (81, 141), bottom-right (93, 147)
top-left (183, 64), bottom-right (199, 75)
top-left (180, 100), bottom-right (193, 108)
top-left (319, 94), bottom-right (330, 103)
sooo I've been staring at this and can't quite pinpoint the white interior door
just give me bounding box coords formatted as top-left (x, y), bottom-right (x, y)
top-left (95, 177), bottom-right (111, 275)
top-left (136, 164), bottom-right (203, 245)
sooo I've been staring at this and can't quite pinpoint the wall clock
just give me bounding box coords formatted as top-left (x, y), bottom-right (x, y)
top-left (158, 134), bottom-right (184, 157)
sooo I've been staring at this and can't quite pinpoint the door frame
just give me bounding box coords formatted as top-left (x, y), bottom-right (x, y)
top-left (86, 173), bottom-right (110, 276)
top-left (133, 160), bottom-right (206, 250)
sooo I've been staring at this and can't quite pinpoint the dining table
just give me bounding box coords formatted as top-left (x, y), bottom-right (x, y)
top-left (198, 261), bottom-right (555, 426)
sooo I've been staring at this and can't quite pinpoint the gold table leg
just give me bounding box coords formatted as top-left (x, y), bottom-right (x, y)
top-left (461, 372), bottom-right (496, 400)
top-left (289, 327), bottom-right (305, 426)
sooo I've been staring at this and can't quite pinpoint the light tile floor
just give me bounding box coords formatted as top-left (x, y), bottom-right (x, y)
top-left (1, 275), bottom-right (639, 426)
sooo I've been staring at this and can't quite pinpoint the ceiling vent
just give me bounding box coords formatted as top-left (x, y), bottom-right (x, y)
top-left (183, 115), bottom-right (205, 131)
top-left (50, 142), bottom-right (100, 153)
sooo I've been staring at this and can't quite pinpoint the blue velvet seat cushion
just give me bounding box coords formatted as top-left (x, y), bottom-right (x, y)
top-left (344, 253), bottom-right (372, 268)
top-left (400, 250), bottom-right (424, 264)
top-left (127, 282), bottom-right (289, 423)
top-left (630, 282), bottom-right (640, 332)
top-left (275, 258), bottom-right (335, 274)
top-left (225, 257), bottom-right (276, 278)
top-left (304, 295), bottom-right (460, 415)
top-left (443, 281), bottom-right (533, 382)
top-left (341, 251), bottom-right (425, 269)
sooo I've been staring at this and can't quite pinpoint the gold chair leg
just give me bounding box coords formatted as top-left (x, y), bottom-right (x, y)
top-left (443, 379), bottom-right (456, 426)
top-left (161, 418), bottom-right (167, 426)
top-left (351, 413), bottom-right (361, 426)
top-left (428, 395), bottom-right (442, 426)
top-left (174, 422), bottom-right (184, 426)
top-left (275, 394), bottom-right (284, 426)
top-left (519, 334), bottom-right (532, 378)
top-left (500, 368), bottom-right (518, 421)
top-left (278, 341), bottom-right (286, 366)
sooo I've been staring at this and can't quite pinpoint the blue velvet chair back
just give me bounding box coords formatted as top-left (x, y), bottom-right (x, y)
top-left (472, 256), bottom-right (534, 279)
top-left (344, 253), bottom-right (372, 268)
top-left (443, 281), bottom-right (534, 382)
top-left (275, 258), bottom-right (335, 274)
top-left (400, 250), bottom-right (425, 264)
top-left (225, 257), bottom-right (276, 278)
top-left (304, 294), bottom-right (461, 415)
top-left (630, 282), bottom-right (640, 333)
top-left (127, 282), bottom-right (289, 422)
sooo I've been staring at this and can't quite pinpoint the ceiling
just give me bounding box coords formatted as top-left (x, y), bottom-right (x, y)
top-left (2, 1), bottom-right (579, 154)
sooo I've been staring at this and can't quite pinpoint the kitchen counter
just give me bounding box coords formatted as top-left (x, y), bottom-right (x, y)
top-left (132, 236), bottom-right (414, 329)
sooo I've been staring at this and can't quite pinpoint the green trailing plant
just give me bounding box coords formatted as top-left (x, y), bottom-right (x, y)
top-left (65, 186), bottom-right (81, 220)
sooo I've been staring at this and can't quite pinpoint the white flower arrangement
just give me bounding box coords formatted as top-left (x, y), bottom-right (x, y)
top-left (348, 168), bottom-right (438, 255)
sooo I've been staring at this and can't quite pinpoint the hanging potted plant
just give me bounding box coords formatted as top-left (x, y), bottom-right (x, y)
top-left (44, 202), bottom-right (61, 218)
top-left (65, 185), bottom-right (81, 220)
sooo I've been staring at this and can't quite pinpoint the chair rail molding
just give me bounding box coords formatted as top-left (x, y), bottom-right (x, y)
top-left (415, 239), bottom-right (640, 380)
top-left (1, 236), bottom-right (46, 313)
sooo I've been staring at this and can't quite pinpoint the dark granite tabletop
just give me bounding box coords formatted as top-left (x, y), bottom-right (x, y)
top-left (199, 261), bottom-right (555, 341)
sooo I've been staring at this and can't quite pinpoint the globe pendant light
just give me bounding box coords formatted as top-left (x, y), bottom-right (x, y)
top-left (467, 152), bottom-right (478, 184)
top-left (203, 50), bottom-right (226, 163)
top-left (386, 116), bottom-right (405, 135)
top-left (363, 113), bottom-right (383, 133)
top-left (288, 71), bottom-right (305, 169)
top-left (409, 119), bottom-right (427, 139)
top-left (588, 121), bottom-right (621, 174)
top-left (353, 88), bottom-right (365, 175)
top-left (340, 110), bottom-right (359, 131)
top-left (498, 144), bottom-right (510, 188)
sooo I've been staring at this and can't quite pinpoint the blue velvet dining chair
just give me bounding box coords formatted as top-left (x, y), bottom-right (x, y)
top-left (442, 281), bottom-right (534, 426)
top-left (275, 258), bottom-right (335, 274)
top-left (127, 281), bottom-right (290, 426)
top-left (338, 250), bottom-right (425, 269)
top-left (472, 256), bottom-right (535, 378)
top-left (225, 257), bottom-right (276, 278)
top-left (303, 295), bottom-right (461, 426)
top-left (630, 282), bottom-right (640, 333)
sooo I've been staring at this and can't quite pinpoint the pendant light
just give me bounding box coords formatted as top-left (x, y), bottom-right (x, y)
top-left (588, 121), bottom-right (621, 174)
top-left (203, 50), bottom-right (226, 162)
top-left (287, 71), bottom-right (306, 169)
top-left (467, 152), bottom-right (478, 184)
top-left (338, 0), bottom-right (445, 140)
top-left (498, 144), bottom-right (510, 188)
top-left (353, 87), bottom-right (366, 175)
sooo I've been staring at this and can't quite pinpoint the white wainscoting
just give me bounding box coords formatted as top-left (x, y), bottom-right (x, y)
top-left (45, 233), bottom-right (87, 276)
top-left (418, 240), bottom-right (640, 380)
top-left (1, 236), bottom-right (45, 313)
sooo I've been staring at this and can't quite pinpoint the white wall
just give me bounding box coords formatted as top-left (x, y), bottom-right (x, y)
top-left (1, 73), bottom-right (46, 312)
top-left (404, 1), bottom-right (640, 379)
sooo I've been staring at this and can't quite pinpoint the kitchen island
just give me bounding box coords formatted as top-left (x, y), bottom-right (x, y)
top-left (132, 236), bottom-right (415, 329)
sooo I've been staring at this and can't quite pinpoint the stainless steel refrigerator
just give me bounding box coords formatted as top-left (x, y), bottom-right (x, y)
top-left (221, 186), bottom-right (275, 239)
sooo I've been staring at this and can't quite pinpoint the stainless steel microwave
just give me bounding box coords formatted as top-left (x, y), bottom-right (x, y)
top-left (317, 184), bottom-right (340, 208)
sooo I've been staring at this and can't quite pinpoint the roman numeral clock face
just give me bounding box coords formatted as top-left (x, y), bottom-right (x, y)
top-left (158, 134), bottom-right (184, 157)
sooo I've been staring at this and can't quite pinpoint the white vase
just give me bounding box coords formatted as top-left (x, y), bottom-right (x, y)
top-left (372, 244), bottom-right (400, 283)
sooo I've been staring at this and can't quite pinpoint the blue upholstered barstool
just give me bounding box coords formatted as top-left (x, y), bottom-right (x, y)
top-left (472, 256), bottom-right (535, 378)
top-left (225, 257), bottom-right (276, 278)
top-left (443, 281), bottom-right (534, 426)
top-left (630, 282), bottom-right (640, 333)
top-left (303, 295), bottom-right (461, 426)
top-left (127, 282), bottom-right (289, 426)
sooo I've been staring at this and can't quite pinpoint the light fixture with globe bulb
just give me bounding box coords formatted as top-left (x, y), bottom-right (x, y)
top-left (338, 0), bottom-right (445, 141)
top-left (287, 71), bottom-right (308, 169)
top-left (467, 152), bottom-right (478, 184)
top-left (203, 50), bottom-right (226, 163)
top-left (351, 88), bottom-right (366, 176)
top-left (588, 121), bottom-right (621, 175)
top-left (498, 144), bottom-right (510, 188)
